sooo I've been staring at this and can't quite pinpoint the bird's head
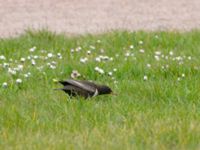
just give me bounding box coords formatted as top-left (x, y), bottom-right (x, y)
top-left (98, 85), bottom-right (113, 95)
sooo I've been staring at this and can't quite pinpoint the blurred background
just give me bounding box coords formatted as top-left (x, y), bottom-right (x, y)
top-left (0, 0), bottom-right (200, 38)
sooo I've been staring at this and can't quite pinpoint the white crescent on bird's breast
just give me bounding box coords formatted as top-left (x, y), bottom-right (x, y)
top-left (93, 89), bottom-right (98, 97)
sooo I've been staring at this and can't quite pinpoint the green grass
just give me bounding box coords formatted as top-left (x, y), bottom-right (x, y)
top-left (0, 30), bottom-right (200, 150)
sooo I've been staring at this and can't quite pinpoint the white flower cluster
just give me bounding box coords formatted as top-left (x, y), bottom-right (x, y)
top-left (95, 67), bottom-right (105, 74)
top-left (95, 55), bottom-right (113, 62)
top-left (0, 55), bottom-right (6, 60)
top-left (1, 46), bottom-right (64, 89)
top-left (80, 57), bottom-right (88, 63)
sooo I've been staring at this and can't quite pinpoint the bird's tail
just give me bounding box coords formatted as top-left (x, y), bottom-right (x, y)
top-left (53, 88), bottom-right (64, 91)
top-left (58, 81), bottom-right (68, 86)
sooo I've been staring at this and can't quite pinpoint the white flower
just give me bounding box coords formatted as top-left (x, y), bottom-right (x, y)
top-left (80, 57), bottom-right (88, 63)
top-left (2, 82), bottom-right (8, 88)
top-left (57, 53), bottom-right (61, 57)
top-left (188, 56), bottom-right (192, 60)
top-left (50, 65), bottom-right (56, 69)
top-left (18, 64), bottom-right (23, 69)
top-left (16, 78), bottom-right (22, 84)
top-left (27, 56), bottom-right (31, 60)
top-left (155, 51), bottom-right (161, 55)
top-left (100, 49), bottom-right (104, 53)
top-left (125, 52), bottom-right (130, 57)
top-left (51, 61), bottom-right (57, 65)
top-left (89, 45), bottom-right (95, 50)
top-left (115, 54), bottom-right (119, 57)
top-left (143, 75), bottom-right (148, 81)
top-left (108, 72), bottom-right (113, 76)
top-left (71, 70), bottom-right (81, 79)
top-left (34, 55), bottom-right (39, 59)
top-left (94, 67), bottom-right (99, 71)
top-left (139, 49), bottom-right (145, 53)
top-left (71, 49), bottom-right (75, 53)
top-left (0, 55), bottom-right (6, 60)
top-left (113, 68), bottom-right (117, 72)
top-left (76, 46), bottom-right (82, 52)
top-left (8, 68), bottom-right (16, 75)
top-left (147, 64), bottom-right (151, 68)
top-left (177, 77), bottom-right (181, 81)
top-left (3, 63), bottom-right (9, 68)
top-left (94, 67), bottom-right (104, 74)
top-left (138, 40), bottom-right (143, 45)
top-left (154, 55), bottom-right (160, 61)
top-left (95, 55), bottom-right (111, 62)
top-left (97, 40), bottom-right (101, 43)
top-left (31, 59), bottom-right (36, 65)
top-left (14, 65), bottom-right (23, 71)
top-left (129, 45), bottom-right (134, 49)
top-left (24, 74), bottom-right (29, 78)
top-left (176, 56), bottom-right (182, 61)
top-left (87, 50), bottom-right (91, 55)
top-left (169, 51), bottom-right (174, 56)
top-left (95, 57), bottom-right (101, 62)
top-left (101, 56), bottom-right (109, 61)
top-left (155, 35), bottom-right (159, 39)
top-left (29, 46), bottom-right (36, 52)
top-left (182, 73), bottom-right (185, 77)
top-left (98, 69), bottom-right (104, 74)
top-left (47, 53), bottom-right (53, 58)
top-left (20, 58), bottom-right (26, 62)
top-left (57, 53), bottom-right (62, 59)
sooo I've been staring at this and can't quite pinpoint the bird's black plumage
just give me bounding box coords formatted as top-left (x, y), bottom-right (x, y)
top-left (55, 79), bottom-right (113, 98)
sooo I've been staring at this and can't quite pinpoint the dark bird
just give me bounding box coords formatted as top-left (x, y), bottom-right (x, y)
top-left (55, 79), bottom-right (113, 98)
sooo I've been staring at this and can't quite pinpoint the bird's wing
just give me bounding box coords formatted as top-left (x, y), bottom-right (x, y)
top-left (62, 85), bottom-right (92, 98)
top-left (59, 79), bottom-right (96, 93)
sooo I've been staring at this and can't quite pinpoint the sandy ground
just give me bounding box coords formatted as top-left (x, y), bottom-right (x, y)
top-left (0, 0), bottom-right (200, 38)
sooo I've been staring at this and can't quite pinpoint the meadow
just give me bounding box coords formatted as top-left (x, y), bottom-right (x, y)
top-left (0, 30), bottom-right (200, 149)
